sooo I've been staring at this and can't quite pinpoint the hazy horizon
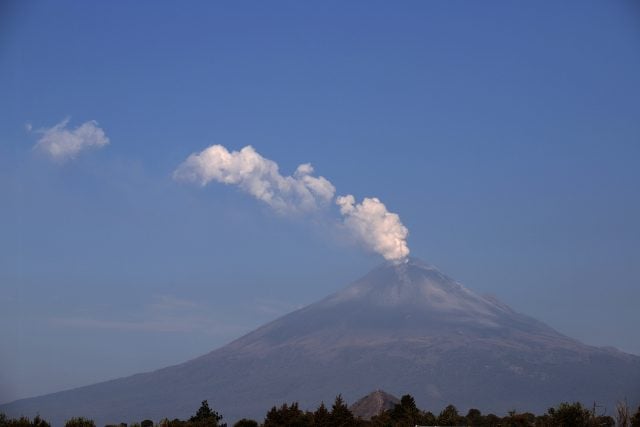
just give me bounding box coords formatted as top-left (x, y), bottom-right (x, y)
top-left (1, 1), bottom-right (639, 405)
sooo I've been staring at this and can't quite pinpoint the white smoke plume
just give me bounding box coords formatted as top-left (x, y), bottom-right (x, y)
top-left (34, 118), bottom-right (110, 162)
top-left (173, 145), bottom-right (335, 214)
top-left (174, 144), bottom-right (411, 261)
top-left (336, 195), bottom-right (410, 262)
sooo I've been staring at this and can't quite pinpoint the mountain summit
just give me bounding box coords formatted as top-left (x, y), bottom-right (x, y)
top-left (3, 259), bottom-right (639, 424)
top-left (222, 258), bottom-right (568, 354)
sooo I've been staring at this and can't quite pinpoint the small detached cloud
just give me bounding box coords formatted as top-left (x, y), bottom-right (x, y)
top-left (33, 118), bottom-right (109, 162)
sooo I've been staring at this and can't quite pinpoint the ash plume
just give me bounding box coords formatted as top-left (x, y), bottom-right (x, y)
top-left (174, 144), bottom-right (410, 261)
top-left (173, 145), bottom-right (335, 214)
top-left (336, 195), bottom-right (410, 262)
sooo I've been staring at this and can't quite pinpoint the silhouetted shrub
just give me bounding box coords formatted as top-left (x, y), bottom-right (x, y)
top-left (64, 417), bottom-right (95, 427)
top-left (232, 419), bottom-right (257, 427)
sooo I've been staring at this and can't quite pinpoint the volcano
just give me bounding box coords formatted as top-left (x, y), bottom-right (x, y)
top-left (3, 259), bottom-right (639, 425)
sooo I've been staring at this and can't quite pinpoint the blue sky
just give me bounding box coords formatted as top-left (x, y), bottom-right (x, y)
top-left (1, 1), bottom-right (639, 403)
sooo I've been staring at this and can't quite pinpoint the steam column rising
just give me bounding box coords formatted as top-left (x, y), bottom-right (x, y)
top-left (174, 144), bottom-right (410, 262)
top-left (336, 195), bottom-right (410, 263)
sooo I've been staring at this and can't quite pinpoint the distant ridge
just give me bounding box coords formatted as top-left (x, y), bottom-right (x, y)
top-left (2, 258), bottom-right (639, 425)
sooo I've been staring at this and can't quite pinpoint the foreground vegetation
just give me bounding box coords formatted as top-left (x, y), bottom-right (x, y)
top-left (2, 396), bottom-right (640, 427)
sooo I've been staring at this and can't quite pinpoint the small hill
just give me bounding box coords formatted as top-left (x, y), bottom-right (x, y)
top-left (350, 390), bottom-right (400, 420)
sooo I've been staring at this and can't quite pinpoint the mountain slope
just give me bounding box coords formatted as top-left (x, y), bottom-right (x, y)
top-left (3, 259), bottom-right (639, 425)
top-left (350, 390), bottom-right (400, 420)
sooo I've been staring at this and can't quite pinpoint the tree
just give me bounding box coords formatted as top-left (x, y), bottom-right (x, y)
top-left (594, 415), bottom-right (615, 427)
top-left (632, 405), bottom-right (640, 427)
top-left (4, 417), bottom-right (32, 427)
top-left (31, 416), bottom-right (49, 427)
top-left (263, 402), bottom-right (312, 427)
top-left (465, 408), bottom-right (482, 426)
top-left (0, 414), bottom-right (50, 427)
top-left (232, 419), bottom-right (257, 427)
top-left (420, 411), bottom-right (437, 426)
top-left (329, 394), bottom-right (355, 427)
top-left (502, 410), bottom-right (534, 427)
top-left (617, 401), bottom-right (632, 427)
top-left (189, 400), bottom-right (225, 427)
top-left (141, 420), bottom-right (153, 427)
top-left (368, 411), bottom-right (390, 427)
top-left (64, 418), bottom-right (95, 427)
top-left (437, 404), bottom-right (462, 426)
top-left (389, 394), bottom-right (423, 427)
top-left (5, 415), bottom-right (50, 427)
top-left (313, 402), bottom-right (331, 427)
top-left (483, 413), bottom-right (501, 427)
top-left (2, 415), bottom-right (50, 427)
top-left (545, 402), bottom-right (590, 427)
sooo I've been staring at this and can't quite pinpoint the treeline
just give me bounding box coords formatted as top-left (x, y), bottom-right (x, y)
top-left (2, 396), bottom-right (640, 427)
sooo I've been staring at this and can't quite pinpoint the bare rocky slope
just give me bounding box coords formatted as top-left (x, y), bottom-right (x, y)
top-left (350, 390), bottom-right (400, 420)
top-left (3, 259), bottom-right (639, 425)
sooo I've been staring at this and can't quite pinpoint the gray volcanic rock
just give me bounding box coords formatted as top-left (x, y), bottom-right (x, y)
top-left (350, 390), bottom-right (400, 420)
top-left (2, 259), bottom-right (639, 425)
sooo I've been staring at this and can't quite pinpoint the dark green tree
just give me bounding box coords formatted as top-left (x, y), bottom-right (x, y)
top-left (4, 417), bottom-right (32, 427)
top-left (437, 404), bottom-right (463, 426)
top-left (483, 413), bottom-right (501, 427)
top-left (367, 411), bottom-right (390, 427)
top-left (465, 408), bottom-right (482, 426)
top-left (421, 411), bottom-right (437, 426)
top-left (232, 419), bottom-right (257, 427)
top-left (0, 412), bottom-right (51, 427)
top-left (545, 402), bottom-right (590, 427)
top-left (594, 415), bottom-right (615, 427)
top-left (389, 394), bottom-right (424, 427)
top-left (584, 402), bottom-right (615, 427)
top-left (141, 420), bottom-right (153, 427)
top-left (31, 416), bottom-right (49, 427)
top-left (263, 402), bottom-right (311, 427)
top-left (329, 394), bottom-right (354, 427)
top-left (8, 415), bottom-right (51, 427)
top-left (64, 417), bottom-right (95, 427)
top-left (2, 415), bottom-right (50, 427)
top-left (632, 405), bottom-right (640, 427)
top-left (502, 410), bottom-right (534, 426)
top-left (313, 402), bottom-right (331, 427)
top-left (189, 400), bottom-right (225, 427)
